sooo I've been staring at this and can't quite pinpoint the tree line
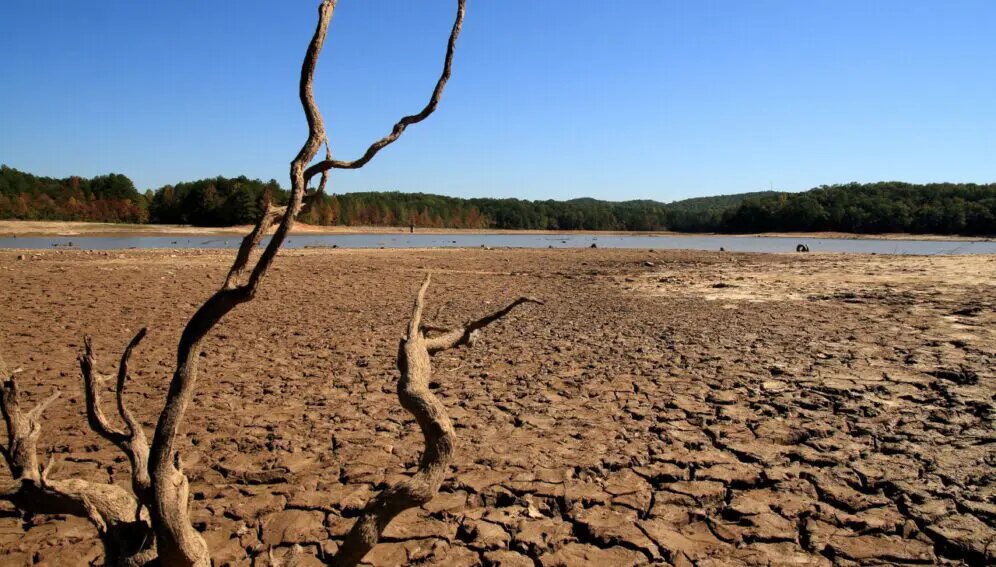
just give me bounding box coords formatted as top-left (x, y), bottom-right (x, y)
top-left (2, 166), bottom-right (993, 235)
top-left (707, 182), bottom-right (995, 236)
top-left (0, 165), bottom-right (149, 223)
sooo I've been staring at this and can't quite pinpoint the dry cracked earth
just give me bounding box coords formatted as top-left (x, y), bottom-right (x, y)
top-left (0, 248), bottom-right (993, 566)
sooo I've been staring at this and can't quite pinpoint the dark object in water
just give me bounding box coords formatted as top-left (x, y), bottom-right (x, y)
top-left (719, 247), bottom-right (725, 252)
top-left (796, 244), bottom-right (810, 252)
top-left (590, 243), bottom-right (597, 248)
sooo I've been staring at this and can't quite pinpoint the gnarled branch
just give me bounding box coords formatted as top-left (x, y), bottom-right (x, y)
top-left (302, 0), bottom-right (466, 183)
top-left (147, 2), bottom-right (338, 565)
top-left (79, 329), bottom-right (152, 507)
top-left (424, 296), bottom-right (544, 354)
top-left (330, 274), bottom-right (541, 566)
top-left (1, 368), bottom-right (154, 566)
top-left (0, 369), bottom-right (59, 482)
top-left (3, 0), bottom-right (467, 564)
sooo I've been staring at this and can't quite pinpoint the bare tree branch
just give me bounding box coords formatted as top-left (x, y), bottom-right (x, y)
top-left (302, 0), bottom-right (466, 183)
top-left (0, 375), bottom-right (58, 482)
top-left (3, 0), bottom-right (467, 564)
top-left (330, 274), bottom-right (541, 566)
top-left (80, 330), bottom-right (153, 508)
top-left (225, 144), bottom-right (330, 291)
top-left (424, 296), bottom-right (544, 354)
top-left (147, 2), bottom-right (339, 565)
top-left (80, 337), bottom-right (128, 445)
top-left (223, 201), bottom-right (283, 290)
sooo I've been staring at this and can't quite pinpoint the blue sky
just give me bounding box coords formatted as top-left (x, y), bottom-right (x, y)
top-left (1, 1), bottom-right (993, 202)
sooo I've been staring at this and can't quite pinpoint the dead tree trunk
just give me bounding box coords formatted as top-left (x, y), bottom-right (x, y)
top-left (1, 1), bottom-right (467, 566)
top-left (331, 275), bottom-right (542, 566)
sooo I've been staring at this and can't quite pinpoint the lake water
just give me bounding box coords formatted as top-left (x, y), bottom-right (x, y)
top-left (1, 233), bottom-right (993, 255)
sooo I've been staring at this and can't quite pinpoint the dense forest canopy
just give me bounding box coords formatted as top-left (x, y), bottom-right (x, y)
top-left (148, 176), bottom-right (286, 226)
top-left (664, 191), bottom-right (782, 232)
top-left (0, 165), bottom-right (148, 223)
top-left (719, 182), bottom-right (996, 236)
top-left (1, 166), bottom-right (993, 235)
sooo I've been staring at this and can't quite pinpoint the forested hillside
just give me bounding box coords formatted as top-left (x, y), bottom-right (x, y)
top-left (720, 182), bottom-right (996, 235)
top-left (2, 166), bottom-right (993, 235)
top-left (296, 192), bottom-right (673, 230)
top-left (663, 191), bottom-right (781, 232)
top-left (0, 166), bottom-right (148, 223)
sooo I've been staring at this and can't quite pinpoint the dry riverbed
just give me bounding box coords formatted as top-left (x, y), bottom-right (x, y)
top-left (1, 248), bottom-right (993, 566)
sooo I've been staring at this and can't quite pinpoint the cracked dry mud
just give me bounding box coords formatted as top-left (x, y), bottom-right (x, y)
top-left (1, 248), bottom-right (993, 566)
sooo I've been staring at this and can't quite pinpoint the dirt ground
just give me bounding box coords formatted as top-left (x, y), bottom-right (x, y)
top-left (0, 248), bottom-right (993, 566)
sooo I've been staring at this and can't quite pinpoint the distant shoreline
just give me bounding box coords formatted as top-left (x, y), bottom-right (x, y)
top-left (0, 220), bottom-right (990, 242)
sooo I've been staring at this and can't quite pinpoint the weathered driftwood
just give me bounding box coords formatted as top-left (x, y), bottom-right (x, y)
top-left (1, 358), bottom-right (155, 566)
top-left (332, 275), bottom-right (542, 566)
top-left (80, 330), bottom-right (152, 508)
top-left (0, 1), bottom-right (468, 565)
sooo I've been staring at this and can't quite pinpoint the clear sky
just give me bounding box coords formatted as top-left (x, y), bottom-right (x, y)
top-left (1, 1), bottom-right (993, 202)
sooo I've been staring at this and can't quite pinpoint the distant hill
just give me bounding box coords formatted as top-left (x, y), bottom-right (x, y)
top-left (665, 191), bottom-right (782, 213)
top-left (663, 191), bottom-right (785, 232)
top-left (720, 182), bottom-right (995, 235)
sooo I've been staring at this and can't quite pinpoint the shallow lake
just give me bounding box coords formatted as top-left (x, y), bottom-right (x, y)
top-left (1, 233), bottom-right (994, 255)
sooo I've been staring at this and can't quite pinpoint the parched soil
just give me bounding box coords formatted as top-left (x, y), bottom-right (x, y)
top-left (1, 248), bottom-right (993, 566)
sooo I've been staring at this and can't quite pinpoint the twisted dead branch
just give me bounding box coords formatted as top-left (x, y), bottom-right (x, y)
top-left (1, 1), bottom-right (467, 565)
top-left (302, 0), bottom-right (465, 182)
top-left (331, 275), bottom-right (542, 566)
top-left (80, 329), bottom-right (152, 507)
top-left (1, 360), bottom-right (155, 566)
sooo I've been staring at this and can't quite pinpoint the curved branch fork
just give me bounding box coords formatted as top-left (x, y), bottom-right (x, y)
top-left (80, 329), bottom-right (152, 506)
top-left (1, 0), bottom-right (468, 564)
top-left (331, 275), bottom-right (542, 566)
top-left (149, 1), bottom-right (466, 562)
